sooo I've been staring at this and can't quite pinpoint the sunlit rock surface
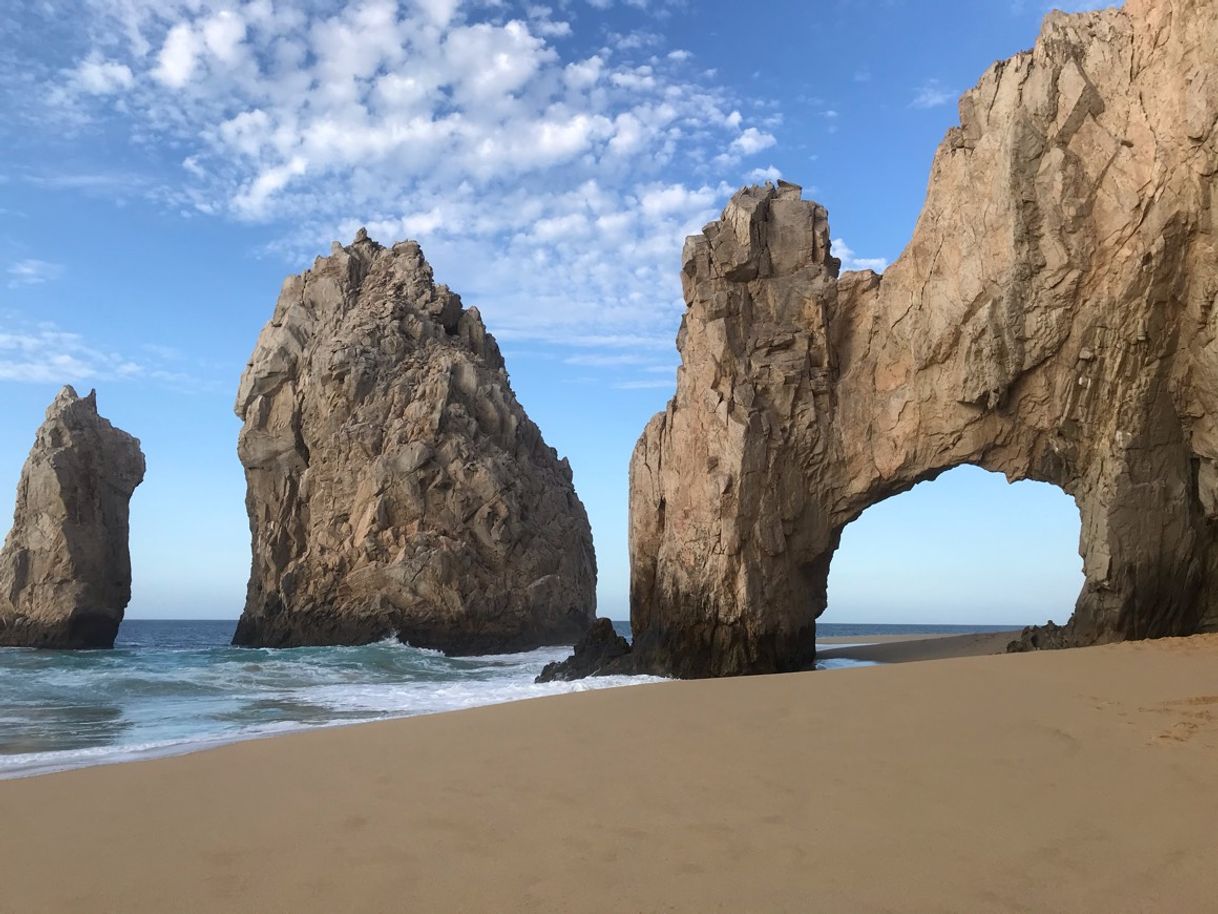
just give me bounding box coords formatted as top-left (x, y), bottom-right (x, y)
top-left (626, 0), bottom-right (1218, 677)
top-left (0, 387), bottom-right (145, 649)
top-left (234, 231), bottom-right (596, 653)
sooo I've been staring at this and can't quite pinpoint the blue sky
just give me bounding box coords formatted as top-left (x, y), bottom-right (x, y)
top-left (0, 0), bottom-right (1105, 623)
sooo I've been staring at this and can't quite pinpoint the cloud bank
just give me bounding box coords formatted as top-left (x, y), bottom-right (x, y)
top-left (20, 0), bottom-right (797, 364)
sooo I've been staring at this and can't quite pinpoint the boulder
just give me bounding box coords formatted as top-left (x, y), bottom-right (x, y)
top-left (233, 233), bottom-right (596, 653)
top-left (627, 0), bottom-right (1218, 677)
top-left (535, 618), bottom-right (632, 682)
top-left (0, 387), bottom-right (145, 648)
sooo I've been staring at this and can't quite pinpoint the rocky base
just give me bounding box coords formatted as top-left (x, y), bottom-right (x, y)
top-left (1006, 621), bottom-right (1117, 654)
top-left (626, 622), bottom-right (818, 680)
top-left (0, 614), bottom-right (122, 650)
top-left (535, 618), bottom-right (633, 682)
top-left (234, 603), bottom-right (590, 656)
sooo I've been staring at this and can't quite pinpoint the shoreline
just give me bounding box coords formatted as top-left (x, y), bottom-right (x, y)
top-left (0, 626), bottom-right (1015, 781)
top-left (816, 629), bottom-right (1019, 663)
top-left (1, 635), bottom-right (1215, 912)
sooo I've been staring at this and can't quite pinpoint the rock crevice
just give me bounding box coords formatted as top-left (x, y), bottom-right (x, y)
top-left (625, 0), bottom-right (1218, 678)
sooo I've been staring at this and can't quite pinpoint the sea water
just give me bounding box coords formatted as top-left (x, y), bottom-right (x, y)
top-left (0, 620), bottom-right (1016, 778)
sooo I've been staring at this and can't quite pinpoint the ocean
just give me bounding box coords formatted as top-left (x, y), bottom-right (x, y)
top-left (0, 619), bottom-right (1018, 778)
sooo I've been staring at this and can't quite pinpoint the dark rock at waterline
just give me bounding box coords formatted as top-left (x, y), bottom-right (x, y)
top-left (1007, 621), bottom-right (1073, 654)
top-left (536, 618), bottom-right (632, 682)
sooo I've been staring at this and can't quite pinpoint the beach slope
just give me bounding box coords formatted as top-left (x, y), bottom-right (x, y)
top-left (2, 636), bottom-right (1217, 913)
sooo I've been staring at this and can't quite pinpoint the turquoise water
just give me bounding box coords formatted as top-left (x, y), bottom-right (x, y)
top-left (0, 620), bottom-right (1018, 778)
top-left (0, 620), bottom-right (660, 778)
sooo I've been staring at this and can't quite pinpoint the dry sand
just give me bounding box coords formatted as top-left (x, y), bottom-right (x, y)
top-left (2, 635), bottom-right (1217, 914)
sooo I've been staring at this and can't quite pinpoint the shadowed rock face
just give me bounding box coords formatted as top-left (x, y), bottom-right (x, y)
top-left (233, 231), bottom-right (596, 653)
top-left (0, 387), bottom-right (146, 649)
top-left (535, 618), bottom-right (632, 683)
top-left (628, 0), bottom-right (1218, 677)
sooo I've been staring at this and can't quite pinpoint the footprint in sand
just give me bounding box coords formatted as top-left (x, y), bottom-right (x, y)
top-left (1142, 696), bottom-right (1218, 744)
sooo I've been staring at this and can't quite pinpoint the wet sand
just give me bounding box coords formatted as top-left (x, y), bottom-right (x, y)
top-left (817, 629), bottom-right (1019, 663)
top-left (1, 635), bottom-right (1216, 913)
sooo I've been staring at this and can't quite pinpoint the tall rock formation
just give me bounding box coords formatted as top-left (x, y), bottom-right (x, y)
top-left (234, 231), bottom-right (596, 653)
top-left (627, 0), bottom-right (1218, 677)
top-left (0, 387), bottom-right (145, 649)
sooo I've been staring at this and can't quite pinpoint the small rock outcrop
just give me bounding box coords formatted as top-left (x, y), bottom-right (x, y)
top-left (535, 618), bottom-right (632, 682)
top-left (625, 0), bottom-right (1218, 677)
top-left (233, 231), bottom-right (596, 653)
top-left (0, 387), bottom-right (145, 649)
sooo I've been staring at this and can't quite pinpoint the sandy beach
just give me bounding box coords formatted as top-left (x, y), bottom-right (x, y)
top-left (2, 635), bottom-right (1217, 914)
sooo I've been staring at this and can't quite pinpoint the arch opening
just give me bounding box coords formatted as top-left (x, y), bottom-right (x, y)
top-left (822, 466), bottom-right (1084, 637)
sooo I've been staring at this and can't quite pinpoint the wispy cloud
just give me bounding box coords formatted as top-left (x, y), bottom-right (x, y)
top-left (10, 0), bottom-right (785, 356)
top-left (910, 79), bottom-right (956, 110)
top-left (832, 238), bottom-right (888, 274)
top-left (564, 353), bottom-right (658, 367)
top-left (0, 319), bottom-right (219, 392)
top-left (747, 165), bottom-right (783, 183)
top-left (6, 259), bottom-right (63, 288)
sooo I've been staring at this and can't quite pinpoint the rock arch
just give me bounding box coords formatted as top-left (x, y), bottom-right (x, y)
top-left (627, 0), bottom-right (1218, 678)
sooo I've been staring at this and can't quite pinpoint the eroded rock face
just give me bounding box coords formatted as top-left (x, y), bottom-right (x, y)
top-left (234, 231), bottom-right (596, 653)
top-left (0, 387), bottom-right (146, 649)
top-left (628, 0), bottom-right (1218, 677)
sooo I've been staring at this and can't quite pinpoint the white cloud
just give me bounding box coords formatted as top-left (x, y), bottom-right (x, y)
top-left (201, 10), bottom-right (247, 63)
top-left (0, 320), bottom-right (216, 390)
top-left (153, 23), bottom-right (203, 88)
top-left (910, 79), bottom-right (956, 110)
top-left (747, 165), bottom-right (782, 183)
top-left (69, 54), bottom-right (135, 94)
top-left (0, 325), bottom-right (119, 383)
top-left (730, 127), bottom-right (777, 156)
top-left (22, 0), bottom-right (782, 355)
top-left (7, 259), bottom-right (63, 287)
top-left (233, 156), bottom-right (308, 220)
top-left (832, 238), bottom-right (888, 274)
top-left (416, 0), bottom-right (462, 28)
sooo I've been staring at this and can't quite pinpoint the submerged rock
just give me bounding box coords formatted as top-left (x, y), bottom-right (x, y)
top-left (625, 0), bottom-right (1218, 677)
top-left (233, 232), bottom-right (596, 653)
top-left (0, 387), bottom-right (145, 649)
top-left (535, 618), bottom-right (632, 682)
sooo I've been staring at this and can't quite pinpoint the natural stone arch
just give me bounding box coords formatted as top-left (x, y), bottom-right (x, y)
top-left (627, 0), bottom-right (1218, 678)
